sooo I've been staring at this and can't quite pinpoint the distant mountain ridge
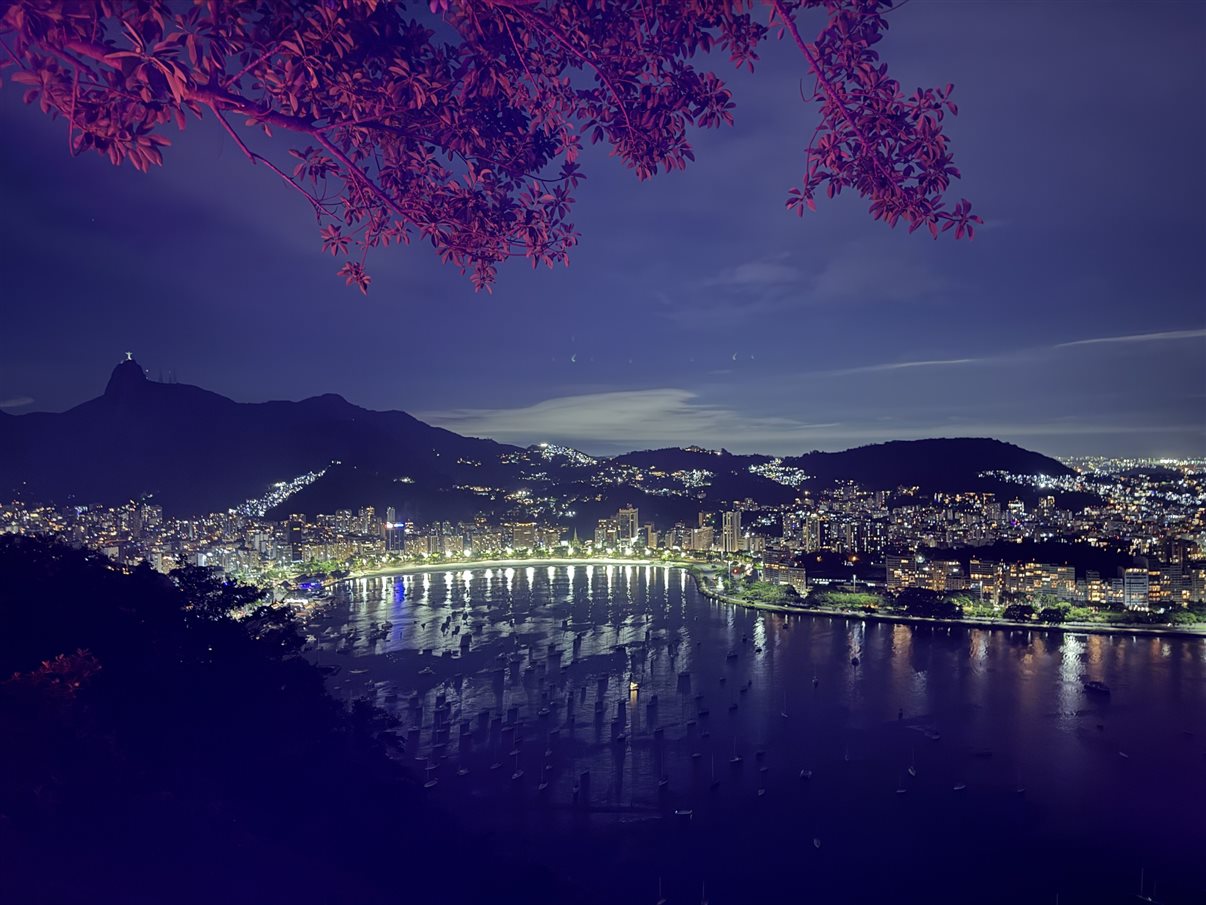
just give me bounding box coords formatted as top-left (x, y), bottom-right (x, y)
top-left (0, 358), bottom-right (1075, 520)
top-left (0, 358), bottom-right (517, 516)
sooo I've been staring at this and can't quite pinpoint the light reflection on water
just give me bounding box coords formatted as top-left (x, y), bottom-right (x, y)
top-left (305, 566), bottom-right (1206, 905)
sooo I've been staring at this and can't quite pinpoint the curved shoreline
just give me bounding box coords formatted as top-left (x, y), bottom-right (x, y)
top-left (345, 556), bottom-right (687, 579)
top-left (331, 557), bottom-right (1206, 640)
top-left (692, 579), bottom-right (1206, 640)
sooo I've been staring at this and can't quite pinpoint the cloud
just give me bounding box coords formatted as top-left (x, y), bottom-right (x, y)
top-left (807, 243), bottom-right (953, 305)
top-left (663, 242), bottom-right (956, 330)
top-left (699, 258), bottom-right (803, 289)
top-left (804, 324), bottom-right (1206, 382)
top-left (0, 396), bottom-right (33, 410)
top-left (421, 388), bottom-right (838, 452)
top-left (421, 387), bottom-right (1198, 457)
top-left (818, 358), bottom-right (981, 377)
top-left (1054, 328), bottom-right (1206, 348)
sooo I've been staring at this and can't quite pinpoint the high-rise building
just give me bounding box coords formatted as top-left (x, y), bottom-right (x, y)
top-left (722, 510), bottom-right (742, 554)
top-left (1123, 568), bottom-right (1150, 609)
top-left (617, 506), bottom-right (639, 542)
top-left (801, 514), bottom-right (824, 553)
top-left (595, 518), bottom-right (619, 548)
top-left (510, 522), bottom-right (537, 550)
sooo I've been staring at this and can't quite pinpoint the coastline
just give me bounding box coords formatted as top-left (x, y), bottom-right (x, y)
top-left (327, 557), bottom-right (1206, 641)
top-left (691, 577), bottom-right (1206, 640)
top-left (342, 556), bottom-right (690, 582)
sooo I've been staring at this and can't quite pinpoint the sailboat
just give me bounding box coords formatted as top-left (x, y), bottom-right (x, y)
top-left (780, 691), bottom-right (789, 720)
top-left (538, 763), bottom-right (550, 793)
top-left (1135, 867), bottom-right (1161, 903)
top-left (656, 877), bottom-right (667, 905)
top-left (710, 755), bottom-right (720, 791)
top-left (730, 738), bottom-right (743, 766)
top-left (895, 772), bottom-right (907, 794)
top-left (907, 749), bottom-right (917, 778)
top-left (511, 752), bottom-right (524, 782)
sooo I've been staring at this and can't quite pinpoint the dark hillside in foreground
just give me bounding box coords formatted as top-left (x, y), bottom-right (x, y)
top-left (0, 538), bottom-right (567, 905)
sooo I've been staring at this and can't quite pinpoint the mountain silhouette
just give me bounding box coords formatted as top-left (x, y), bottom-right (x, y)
top-left (0, 358), bottom-right (1076, 518)
top-left (0, 357), bottom-right (516, 515)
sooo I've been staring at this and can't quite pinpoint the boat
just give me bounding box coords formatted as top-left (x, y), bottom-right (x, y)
top-left (730, 739), bottom-right (743, 766)
top-left (1082, 679), bottom-right (1111, 696)
top-left (953, 782), bottom-right (967, 791)
top-left (418, 666), bottom-right (434, 676)
top-left (511, 753), bottom-right (524, 782)
top-left (907, 750), bottom-right (917, 778)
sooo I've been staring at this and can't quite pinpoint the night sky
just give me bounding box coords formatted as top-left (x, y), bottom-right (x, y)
top-left (1, 2), bottom-right (1202, 457)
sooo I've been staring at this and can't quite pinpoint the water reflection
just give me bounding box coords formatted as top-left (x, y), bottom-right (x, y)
top-left (305, 566), bottom-right (1206, 905)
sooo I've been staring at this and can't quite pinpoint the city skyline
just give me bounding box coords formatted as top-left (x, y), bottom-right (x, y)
top-left (1, 2), bottom-right (1203, 457)
top-left (3, 5), bottom-right (1204, 902)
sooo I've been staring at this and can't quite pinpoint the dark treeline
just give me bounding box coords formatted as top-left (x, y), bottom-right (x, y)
top-left (0, 537), bottom-right (567, 904)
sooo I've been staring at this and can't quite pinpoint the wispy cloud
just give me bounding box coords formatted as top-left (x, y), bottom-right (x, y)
top-left (818, 358), bottom-right (981, 377)
top-left (1054, 328), bottom-right (1206, 348)
top-left (421, 388), bottom-right (837, 451)
top-left (699, 257), bottom-right (803, 289)
top-left (420, 387), bottom-right (1198, 456)
top-left (662, 243), bottom-right (956, 329)
top-left (804, 325), bottom-right (1206, 382)
top-left (0, 396), bottom-right (33, 410)
top-left (808, 244), bottom-right (953, 305)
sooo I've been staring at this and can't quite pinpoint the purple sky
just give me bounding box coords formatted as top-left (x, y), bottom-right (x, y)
top-left (1, 2), bottom-right (1203, 457)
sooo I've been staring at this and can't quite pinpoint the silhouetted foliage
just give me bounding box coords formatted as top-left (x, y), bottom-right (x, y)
top-left (0, 536), bottom-right (559, 905)
top-left (1002, 602), bottom-right (1035, 622)
top-left (896, 587), bottom-right (964, 619)
top-left (1038, 603), bottom-right (1071, 624)
top-left (1, 0), bottom-right (979, 292)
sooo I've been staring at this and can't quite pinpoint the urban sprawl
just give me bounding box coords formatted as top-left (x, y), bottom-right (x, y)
top-left (3, 455), bottom-right (1204, 622)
